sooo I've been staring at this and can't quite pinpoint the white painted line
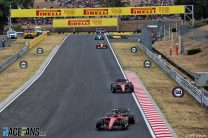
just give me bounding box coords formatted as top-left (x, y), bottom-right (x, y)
top-left (0, 35), bottom-right (69, 112)
top-left (104, 34), bottom-right (156, 138)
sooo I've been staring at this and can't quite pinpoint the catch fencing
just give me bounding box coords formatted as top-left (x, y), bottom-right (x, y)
top-left (139, 43), bottom-right (202, 103)
top-left (139, 21), bottom-right (205, 106)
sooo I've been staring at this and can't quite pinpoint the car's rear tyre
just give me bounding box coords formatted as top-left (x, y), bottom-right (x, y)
top-left (130, 87), bottom-right (134, 92)
top-left (128, 114), bottom-right (135, 124)
top-left (96, 118), bottom-right (103, 130)
top-left (128, 84), bottom-right (134, 92)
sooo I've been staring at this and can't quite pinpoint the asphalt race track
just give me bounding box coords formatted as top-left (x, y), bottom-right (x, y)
top-left (0, 34), bottom-right (152, 138)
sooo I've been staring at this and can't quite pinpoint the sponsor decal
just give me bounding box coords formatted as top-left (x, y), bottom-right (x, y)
top-left (112, 36), bottom-right (121, 39)
top-left (92, 19), bottom-right (102, 26)
top-left (111, 8), bottom-right (122, 14)
top-left (158, 6), bottom-right (170, 14)
top-left (36, 10), bottom-right (61, 17)
top-left (68, 20), bottom-right (90, 26)
top-left (131, 7), bottom-right (156, 15)
top-left (83, 8), bottom-right (109, 16)
top-left (63, 9), bottom-right (75, 16)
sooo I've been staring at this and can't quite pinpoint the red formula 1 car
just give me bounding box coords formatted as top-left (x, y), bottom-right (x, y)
top-left (111, 79), bottom-right (134, 93)
top-left (96, 42), bottom-right (108, 49)
top-left (96, 108), bottom-right (135, 130)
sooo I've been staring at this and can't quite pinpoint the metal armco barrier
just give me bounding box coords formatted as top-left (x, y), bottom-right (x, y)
top-left (152, 48), bottom-right (195, 81)
top-left (139, 44), bottom-right (203, 104)
top-left (0, 45), bottom-right (29, 72)
top-left (0, 32), bottom-right (48, 73)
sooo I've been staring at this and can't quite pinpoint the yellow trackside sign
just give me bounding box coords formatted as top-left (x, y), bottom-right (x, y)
top-left (11, 5), bottom-right (185, 18)
top-left (53, 18), bottom-right (118, 28)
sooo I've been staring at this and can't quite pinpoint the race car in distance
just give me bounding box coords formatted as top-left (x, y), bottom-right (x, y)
top-left (96, 42), bottom-right (108, 49)
top-left (96, 108), bottom-right (135, 130)
top-left (111, 79), bottom-right (134, 93)
top-left (95, 35), bottom-right (104, 40)
top-left (96, 28), bottom-right (106, 34)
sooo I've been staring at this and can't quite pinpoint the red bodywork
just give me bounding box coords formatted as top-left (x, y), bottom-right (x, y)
top-left (102, 113), bottom-right (128, 130)
top-left (96, 42), bottom-right (107, 49)
top-left (111, 79), bottom-right (134, 93)
top-left (112, 82), bottom-right (126, 92)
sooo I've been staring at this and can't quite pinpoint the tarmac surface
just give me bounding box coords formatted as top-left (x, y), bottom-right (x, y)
top-left (0, 34), bottom-right (151, 138)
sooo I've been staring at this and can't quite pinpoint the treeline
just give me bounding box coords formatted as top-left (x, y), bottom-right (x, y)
top-left (0, 0), bottom-right (34, 33)
top-left (175, 0), bottom-right (208, 20)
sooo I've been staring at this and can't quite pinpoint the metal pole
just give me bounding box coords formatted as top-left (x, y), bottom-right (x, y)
top-left (117, 17), bottom-right (119, 32)
top-left (171, 32), bottom-right (173, 45)
top-left (179, 30), bottom-right (181, 53)
top-left (163, 25), bottom-right (165, 40)
top-left (169, 25), bottom-right (171, 38)
top-left (9, 4), bottom-right (12, 31)
top-left (192, 5), bottom-right (194, 28)
top-left (175, 20), bottom-right (178, 37)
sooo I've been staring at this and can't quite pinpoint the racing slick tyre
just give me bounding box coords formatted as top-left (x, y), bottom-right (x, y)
top-left (127, 114), bottom-right (135, 124)
top-left (130, 85), bottom-right (134, 92)
top-left (111, 85), bottom-right (116, 93)
top-left (96, 118), bottom-right (104, 130)
top-left (120, 119), bottom-right (128, 130)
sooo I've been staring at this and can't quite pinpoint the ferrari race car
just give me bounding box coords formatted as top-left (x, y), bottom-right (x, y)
top-left (95, 35), bottom-right (104, 40)
top-left (96, 42), bottom-right (108, 49)
top-left (111, 79), bottom-right (134, 93)
top-left (96, 108), bottom-right (135, 130)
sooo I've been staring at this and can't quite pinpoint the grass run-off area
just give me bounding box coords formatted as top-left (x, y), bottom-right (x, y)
top-left (0, 39), bottom-right (27, 63)
top-left (0, 34), bottom-right (66, 101)
top-left (154, 29), bottom-right (208, 73)
top-left (112, 42), bottom-right (208, 138)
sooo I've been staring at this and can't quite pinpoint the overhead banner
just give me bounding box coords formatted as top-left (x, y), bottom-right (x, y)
top-left (11, 5), bottom-right (185, 18)
top-left (53, 18), bottom-right (118, 28)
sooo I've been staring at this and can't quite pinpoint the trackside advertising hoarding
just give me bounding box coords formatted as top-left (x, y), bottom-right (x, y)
top-left (11, 5), bottom-right (185, 18)
top-left (53, 18), bottom-right (118, 28)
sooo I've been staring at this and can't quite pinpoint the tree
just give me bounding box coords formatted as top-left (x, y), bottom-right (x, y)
top-left (0, 0), bottom-right (34, 34)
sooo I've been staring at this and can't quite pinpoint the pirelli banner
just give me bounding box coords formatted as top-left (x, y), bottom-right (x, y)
top-left (11, 5), bottom-right (185, 18)
top-left (53, 18), bottom-right (118, 28)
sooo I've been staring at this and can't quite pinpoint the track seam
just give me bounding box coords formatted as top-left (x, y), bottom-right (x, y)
top-left (104, 34), bottom-right (156, 138)
top-left (0, 34), bottom-right (69, 112)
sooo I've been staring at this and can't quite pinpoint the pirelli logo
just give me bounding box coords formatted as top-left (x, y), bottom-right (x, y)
top-left (83, 9), bottom-right (109, 16)
top-left (68, 20), bottom-right (90, 26)
top-left (36, 10), bottom-right (61, 17)
top-left (131, 8), bottom-right (156, 15)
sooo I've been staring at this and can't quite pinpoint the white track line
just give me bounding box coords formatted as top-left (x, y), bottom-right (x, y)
top-left (105, 34), bottom-right (156, 138)
top-left (0, 35), bottom-right (69, 112)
